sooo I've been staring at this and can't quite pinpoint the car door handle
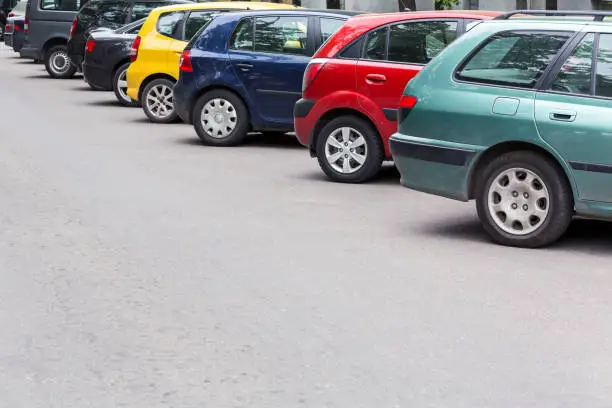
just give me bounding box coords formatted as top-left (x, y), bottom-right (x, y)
top-left (549, 110), bottom-right (576, 122)
top-left (365, 73), bottom-right (386, 83)
top-left (236, 63), bottom-right (253, 70)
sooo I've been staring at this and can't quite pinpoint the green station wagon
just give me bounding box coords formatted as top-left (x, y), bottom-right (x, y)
top-left (390, 11), bottom-right (612, 248)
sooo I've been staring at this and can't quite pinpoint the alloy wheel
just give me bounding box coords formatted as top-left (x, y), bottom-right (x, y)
top-left (116, 69), bottom-right (131, 103)
top-left (145, 84), bottom-right (174, 119)
top-left (487, 167), bottom-right (550, 236)
top-left (325, 127), bottom-right (368, 174)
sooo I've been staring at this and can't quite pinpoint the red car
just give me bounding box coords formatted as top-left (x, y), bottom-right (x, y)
top-left (294, 11), bottom-right (500, 183)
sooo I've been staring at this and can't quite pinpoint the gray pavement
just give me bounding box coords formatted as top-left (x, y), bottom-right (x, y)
top-left (1, 45), bottom-right (612, 408)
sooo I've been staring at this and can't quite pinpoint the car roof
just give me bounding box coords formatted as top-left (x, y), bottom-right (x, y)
top-left (345, 10), bottom-right (503, 27)
top-left (475, 17), bottom-right (607, 31)
top-left (208, 8), bottom-right (361, 19)
top-left (152, 1), bottom-right (300, 14)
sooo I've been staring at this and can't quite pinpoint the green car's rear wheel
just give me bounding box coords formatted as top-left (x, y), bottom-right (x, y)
top-left (475, 151), bottom-right (573, 248)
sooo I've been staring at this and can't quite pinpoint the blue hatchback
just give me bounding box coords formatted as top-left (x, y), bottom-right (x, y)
top-left (173, 9), bottom-right (359, 146)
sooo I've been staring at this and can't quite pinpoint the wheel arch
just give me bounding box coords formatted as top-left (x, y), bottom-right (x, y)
top-left (189, 85), bottom-right (250, 127)
top-left (310, 107), bottom-right (381, 156)
top-left (112, 58), bottom-right (131, 78)
top-left (42, 37), bottom-right (68, 55)
top-left (467, 141), bottom-right (577, 202)
top-left (138, 73), bottom-right (176, 102)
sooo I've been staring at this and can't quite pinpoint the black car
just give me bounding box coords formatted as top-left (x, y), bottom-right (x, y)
top-left (4, 15), bottom-right (24, 52)
top-left (82, 17), bottom-right (144, 105)
top-left (67, 0), bottom-right (191, 73)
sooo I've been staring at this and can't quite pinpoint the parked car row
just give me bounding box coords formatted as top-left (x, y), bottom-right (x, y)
top-left (5, 6), bottom-right (612, 249)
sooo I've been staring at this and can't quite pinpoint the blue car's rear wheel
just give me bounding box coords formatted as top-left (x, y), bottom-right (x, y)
top-left (476, 150), bottom-right (572, 248)
top-left (192, 89), bottom-right (248, 146)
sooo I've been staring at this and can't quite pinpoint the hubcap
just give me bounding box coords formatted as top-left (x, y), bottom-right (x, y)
top-left (145, 84), bottom-right (173, 118)
top-left (51, 51), bottom-right (70, 74)
top-left (487, 167), bottom-right (550, 236)
top-left (325, 127), bottom-right (367, 174)
top-left (200, 98), bottom-right (237, 139)
top-left (117, 69), bottom-right (131, 102)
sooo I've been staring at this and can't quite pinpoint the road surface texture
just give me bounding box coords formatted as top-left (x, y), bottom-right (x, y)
top-left (1, 45), bottom-right (612, 408)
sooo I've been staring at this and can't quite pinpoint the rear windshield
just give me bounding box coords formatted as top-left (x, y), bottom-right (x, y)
top-left (115, 16), bottom-right (145, 33)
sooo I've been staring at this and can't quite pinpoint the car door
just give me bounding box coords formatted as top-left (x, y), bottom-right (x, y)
top-left (356, 19), bottom-right (458, 136)
top-left (535, 31), bottom-right (612, 203)
top-left (228, 15), bottom-right (313, 128)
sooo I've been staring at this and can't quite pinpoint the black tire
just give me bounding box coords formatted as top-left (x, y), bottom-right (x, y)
top-left (141, 78), bottom-right (178, 123)
top-left (315, 115), bottom-right (384, 183)
top-left (475, 150), bottom-right (573, 248)
top-left (112, 62), bottom-right (139, 107)
top-left (87, 82), bottom-right (105, 91)
top-left (192, 89), bottom-right (249, 146)
top-left (44, 45), bottom-right (76, 79)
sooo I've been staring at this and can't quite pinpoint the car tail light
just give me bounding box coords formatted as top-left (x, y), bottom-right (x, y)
top-left (4, 23), bottom-right (9, 33)
top-left (130, 36), bottom-right (141, 62)
top-left (24, 17), bottom-right (28, 34)
top-left (398, 95), bottom-right (418, 122)
top-left (85, 39), bottom-right (95, 53)
top-left (13, 24), bottom-right (19, 31)
top-left (70, 17), bottom-right (77, 39)
top-left (302, 58), bottom-right (328, 93)
top-left (8, 12), bottom-right (14, 17)
top-left (179, 49), bottom-right (192, 72)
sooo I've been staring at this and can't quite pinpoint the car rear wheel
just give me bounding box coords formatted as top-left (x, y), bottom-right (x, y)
top-left (113, 62), bottom-right (138, 107)
top-left (44, 45), bottom-right (76, 79)
top-left (475, 151), bottom-right (572, 248)
top-left (142, 78), bottom-right (177, 123)
top-left (193, 90), bottom-right (248, 146)
top-left (315, 116), bottom-right (384, 183)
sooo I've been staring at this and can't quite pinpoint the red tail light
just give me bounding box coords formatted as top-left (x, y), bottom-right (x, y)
top-left (302, 58), bottom-right (328, 93)
top-left (130, 36), bottom-right (141, 62)
top-left (8, 12), bottom-right (14, 17)
top-left (398, 95), bottom-right (418, 122)
top-left (24, 17), bottom-right (28, 34)
top-left (85, 39), bottom-right (95, 53)
top-left (179, 49), bottom-right (192, 72)
top-left (13, 24), bottom-right (20, 31)
top-left (69, 17), bottom-right (77, 39)
top-left (4, 23), bottom-right (9, 33)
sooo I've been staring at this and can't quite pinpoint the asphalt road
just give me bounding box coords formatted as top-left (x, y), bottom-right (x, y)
top-left (2, 45), bottom-right (612, 408)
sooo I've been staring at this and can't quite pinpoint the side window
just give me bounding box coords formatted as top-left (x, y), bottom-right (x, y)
top-left (364, 26), bottom-right (387, 61)
top-left (184, 11), bottom-right (213, 40)
top-left (97, 1), bottom-right (128, 25)
top-left (320, 17), bottom-right (343, 43)
top-left (156, 11), bottom-right (183, 39)
top-left (229, 17), bottom-right (253, 51)
top-left (456, 31), bottom-right (571, 88)
top-left (596, 34), bottom-right (612, 98)
top-left (388, 20), bottom-right (457, 64)
top-left (130, 1), bottom-right (169, 22)
top-left (254, 16), bottom-right (310, 56)
top-left (550, 33), bottom-right (594, 95)
top-left (40, 0), bottom-right (80, 11)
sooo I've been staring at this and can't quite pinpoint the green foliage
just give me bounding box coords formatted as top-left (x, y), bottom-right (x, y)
top-left (435, 0), bottom-right (459, 10)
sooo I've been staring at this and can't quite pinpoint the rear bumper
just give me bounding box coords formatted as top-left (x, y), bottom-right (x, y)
top-left (19, 45), bottom-right (40, 60)
top-left (173, 79), bottom-right (193, 124)
top-left (82, 61), bottom-right (113, 90)
top-left (4, 32), bottom-right (12, 47)
top-left (389, 134), bottom-right (483, 202)
top-left (126, 64), bottom-right (146, 101)
top-left (12, 33), bottom-right (24, 52)
top-left (293, 98), bottom-right (316, 150)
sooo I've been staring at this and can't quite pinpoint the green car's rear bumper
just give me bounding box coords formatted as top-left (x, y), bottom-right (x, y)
top-left (389, 133), bottom-right (485, 202)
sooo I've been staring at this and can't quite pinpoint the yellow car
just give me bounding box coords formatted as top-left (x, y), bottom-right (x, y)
top-left (126, 1), bottom-right (300, 123)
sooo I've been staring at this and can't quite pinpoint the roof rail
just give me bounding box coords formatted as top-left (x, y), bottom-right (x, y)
top-left (494, 10), bottom-right (612, 21)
